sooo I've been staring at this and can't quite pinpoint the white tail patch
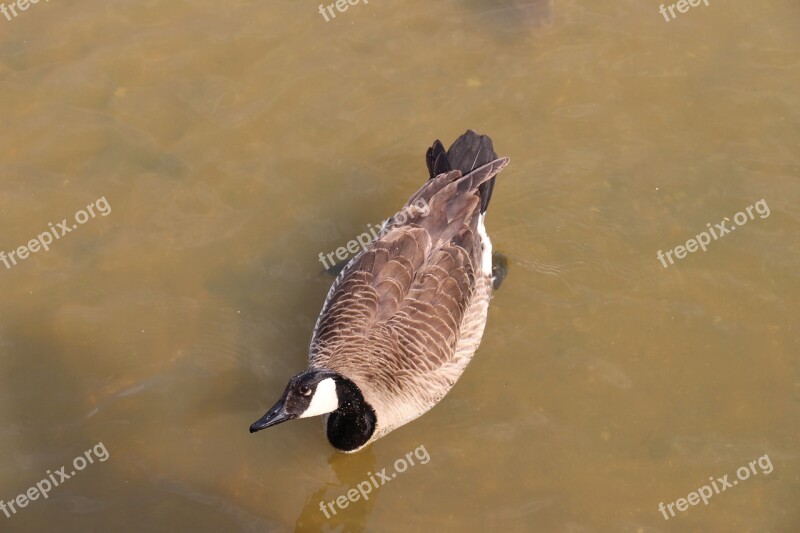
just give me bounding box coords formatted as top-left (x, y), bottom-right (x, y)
top-left (477, 214), bottom-right (492, 274)
top-left (299, 378), bottom-right (339, 418)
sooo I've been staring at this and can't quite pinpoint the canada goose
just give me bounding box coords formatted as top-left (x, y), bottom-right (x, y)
top-left (250, 130), bottom-right (509, 452)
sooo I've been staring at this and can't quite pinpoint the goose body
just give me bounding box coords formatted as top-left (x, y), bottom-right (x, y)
top-left (250, 131), bottom-right (509, 452)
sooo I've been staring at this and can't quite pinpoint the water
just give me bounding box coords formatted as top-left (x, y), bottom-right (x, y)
top-left (0, 0), bottom-right (797, 531)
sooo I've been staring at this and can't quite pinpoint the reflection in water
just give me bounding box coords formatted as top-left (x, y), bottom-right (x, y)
top-left (295, 448), bottom-right (379, 532)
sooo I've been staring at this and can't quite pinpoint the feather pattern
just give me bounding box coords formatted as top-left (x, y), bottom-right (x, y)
top-left (310, 131), bottom-right (509, 447)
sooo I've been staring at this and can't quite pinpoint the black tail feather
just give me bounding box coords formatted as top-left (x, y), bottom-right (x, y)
top-left (426, 140), bottom-right (451, 178)
top-left (426, 130), bottom-right (499, 214)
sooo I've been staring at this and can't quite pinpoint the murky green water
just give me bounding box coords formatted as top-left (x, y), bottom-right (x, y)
top-left (0, 0), bottom-right (797, 531)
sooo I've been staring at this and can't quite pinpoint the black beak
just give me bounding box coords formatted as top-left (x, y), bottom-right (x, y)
top-left (249, 399), bottom-right (296, 433)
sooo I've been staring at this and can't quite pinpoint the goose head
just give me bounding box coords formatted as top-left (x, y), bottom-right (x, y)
top-left (249, 369), bottom-right (342, 433)
top-left (250, 368), bottom-right (378, 452)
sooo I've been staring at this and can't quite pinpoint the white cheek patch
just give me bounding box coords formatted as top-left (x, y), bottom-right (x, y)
top-left (298, 378), bottom-right (339, 418)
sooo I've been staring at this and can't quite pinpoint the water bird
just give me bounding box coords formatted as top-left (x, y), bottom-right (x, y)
top-left (250, 130), bottom-right (509, 452)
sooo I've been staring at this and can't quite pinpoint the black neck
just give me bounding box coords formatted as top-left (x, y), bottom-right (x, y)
top-left (326, 377), bottom-right (376, 452)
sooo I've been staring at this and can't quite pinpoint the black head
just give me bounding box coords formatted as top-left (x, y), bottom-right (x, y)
top-left (249, 369), bottom-right (341, 433)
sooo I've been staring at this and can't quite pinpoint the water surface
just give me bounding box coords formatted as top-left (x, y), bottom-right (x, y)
top-left (0, 0), bottom-right (798, 531)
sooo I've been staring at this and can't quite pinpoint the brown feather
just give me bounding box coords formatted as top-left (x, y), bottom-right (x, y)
top-left (305, 135), bottom-right (509, 449)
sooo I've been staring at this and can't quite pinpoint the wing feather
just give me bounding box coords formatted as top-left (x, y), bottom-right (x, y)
top-left (310, 157), bottom-right (508, 375)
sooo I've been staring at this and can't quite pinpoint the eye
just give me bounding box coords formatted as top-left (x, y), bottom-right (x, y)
top-left (299, 385), bottom-right (312, 397)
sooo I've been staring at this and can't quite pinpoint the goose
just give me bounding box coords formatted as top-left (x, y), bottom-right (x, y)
top-left (250, 130), bottom-right (509, 452)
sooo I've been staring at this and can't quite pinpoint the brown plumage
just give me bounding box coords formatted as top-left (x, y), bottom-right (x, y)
top-left (250, 131), bottom-right (509, 452)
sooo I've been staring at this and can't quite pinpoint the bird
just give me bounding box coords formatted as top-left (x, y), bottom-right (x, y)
top-left (250, 130), bottom-right (509, 453)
